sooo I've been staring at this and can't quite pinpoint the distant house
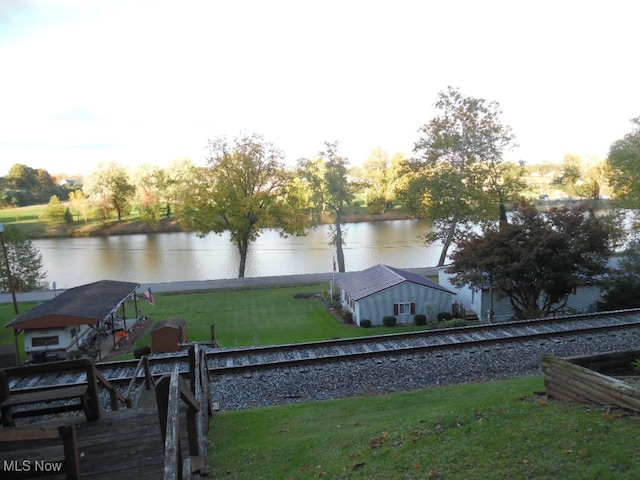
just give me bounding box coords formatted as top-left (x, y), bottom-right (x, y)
top-left (336, 264), bottom-right (456, 326)
top-left (437, 263), bottom-right (613, 322)
top-left (58, 178), bottom-right (80, 187)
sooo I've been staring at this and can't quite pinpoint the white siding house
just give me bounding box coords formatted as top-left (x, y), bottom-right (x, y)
top-left (336, 264), bottom-right (456, 326)
top-left (438, 266), bottom-right (605, 322)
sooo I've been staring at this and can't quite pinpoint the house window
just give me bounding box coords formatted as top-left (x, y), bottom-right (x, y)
top-left (32, 336), bottom-right (60, 347)
top-left (394, 302), bottom-right (416, 315)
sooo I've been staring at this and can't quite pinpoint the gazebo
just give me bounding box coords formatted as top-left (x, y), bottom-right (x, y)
top-left (5, 280), bottom-right (141, 363)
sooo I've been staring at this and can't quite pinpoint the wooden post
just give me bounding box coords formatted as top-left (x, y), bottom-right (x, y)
top-left (165, 367), bottom-right (182, 480)
top-left (143, 355), bottom-right (153, 389)
top-left (84, 359), bottom-right (101, 421)
top-left (60, 425), bottom-right (81, 480)
top-left (13, 330), bottom-right (21, 365)
top-left (155, 375), bottom-right (170, 446)
top-left (188, 345), bottom-right (196, 394)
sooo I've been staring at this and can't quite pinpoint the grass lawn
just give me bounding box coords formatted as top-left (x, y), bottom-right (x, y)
top-left (125, 284), bottom-right (429, 356)
top-left (0, 283), bottom-right (431, 360)
top-left (210, 375), bottom-right (640, 479)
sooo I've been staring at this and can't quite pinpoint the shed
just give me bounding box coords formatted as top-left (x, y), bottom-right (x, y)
top-left (151, 318), bottom-right (189, 353)
top-left (336, 264), bottom-right (456, 326)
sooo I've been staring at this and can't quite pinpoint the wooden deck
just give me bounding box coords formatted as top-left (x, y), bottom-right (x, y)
top-left (1, 346), bottom-right (212, 480)
top-left (1, 390), bottom-right (170, 479)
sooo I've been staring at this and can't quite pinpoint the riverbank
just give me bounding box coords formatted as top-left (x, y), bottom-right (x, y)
top-left (0, 204), bottom-right (414, 239)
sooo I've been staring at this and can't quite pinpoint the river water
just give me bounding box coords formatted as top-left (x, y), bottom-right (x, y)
top-left (32, 219), bottom-right (442, 289)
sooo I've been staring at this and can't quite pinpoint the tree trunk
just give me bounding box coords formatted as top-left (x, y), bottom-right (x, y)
top-left (236, 236), bottom-right (249, 278)
top-left (437, 218), bottom-right (457, 267)
top-left (335, 215), bottom-right (346, 273)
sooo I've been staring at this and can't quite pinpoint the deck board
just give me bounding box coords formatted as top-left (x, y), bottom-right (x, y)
top-left (0, 397), bottom-right (186, 480)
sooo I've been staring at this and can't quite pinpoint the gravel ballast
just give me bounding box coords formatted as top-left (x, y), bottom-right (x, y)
top-left (210, 329), bottom-right (640, 411)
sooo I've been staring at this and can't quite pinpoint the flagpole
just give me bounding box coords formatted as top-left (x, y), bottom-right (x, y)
top-left (331, 254), bottom-right (336, 299)
top-left (331, 270), bottom-right (334, 299)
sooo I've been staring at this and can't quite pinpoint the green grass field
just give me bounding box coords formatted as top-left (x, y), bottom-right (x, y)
top-left (0, 284), bottom-right (431, 360)
top-left (210, 376), bottom-right (640, 479)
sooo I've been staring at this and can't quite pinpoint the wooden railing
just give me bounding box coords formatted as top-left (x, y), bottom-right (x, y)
top-left (94, 367), bottom-right (131, 410)
top-left (155, 344), bottom-right (212, 480)
top-left (125, 354), bottom-right (156, 407)
top-left (0, 358), bottom-right (101, 426)
top-left (94, 355), bottom-right (155, 411)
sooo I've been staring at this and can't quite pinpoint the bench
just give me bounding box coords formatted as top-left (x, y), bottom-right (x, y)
top-left (0, 358), bottom-right (101, 427)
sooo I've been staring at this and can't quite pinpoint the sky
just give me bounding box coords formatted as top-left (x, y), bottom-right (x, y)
top-left (1, 0), bottom-right (639, 177)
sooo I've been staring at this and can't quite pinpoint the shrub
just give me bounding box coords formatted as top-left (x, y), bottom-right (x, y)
top-left (342, 311), bottom-right (354, 323)
top-left (442, 318), bottom-right (470, 328)
top-left (437, 312), bottom-right (453, 322)
top-left (64, 207), bottom-right (73, 224)
top-left (330, 300), bottom-right (342, 311)
top-left (383, 315), bottom-right (397, 327)
top-left (360, 319), bottom-right (372, 328)
top-left (293, 292), bottom-right (315, 299)
top-left (134, 345), bottom-right (152, 359)
top-left (414, 314), bottom-right (427, 325)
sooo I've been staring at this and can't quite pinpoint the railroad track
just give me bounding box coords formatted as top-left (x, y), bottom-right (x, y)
top-left (7, 308), bottom-right (640, 390)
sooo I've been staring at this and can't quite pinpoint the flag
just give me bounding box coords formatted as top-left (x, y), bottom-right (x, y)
top-left (333, 254), bottom-right (337, 272)
top-left (144, 287), bottom-right (155, 306)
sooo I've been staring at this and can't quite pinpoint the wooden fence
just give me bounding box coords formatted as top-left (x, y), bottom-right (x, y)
top-left (542, 352), bottom-right (640, 412)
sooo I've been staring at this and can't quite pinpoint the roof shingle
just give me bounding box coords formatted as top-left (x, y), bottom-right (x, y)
top-left (336, 264), bottom-right (454, 301)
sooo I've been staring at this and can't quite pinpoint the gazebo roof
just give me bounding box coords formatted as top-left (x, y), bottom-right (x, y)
top-left (5, 280), bottom-right (140, 330)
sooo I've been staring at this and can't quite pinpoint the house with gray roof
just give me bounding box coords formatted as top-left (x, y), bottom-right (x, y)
top-left (336, 264), bottom-right (456, 326)
top-left (437, 259), bottom-right (619, 322)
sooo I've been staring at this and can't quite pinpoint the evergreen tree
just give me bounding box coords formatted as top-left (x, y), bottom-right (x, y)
top-left (0, 225), bottom-right (46, 292)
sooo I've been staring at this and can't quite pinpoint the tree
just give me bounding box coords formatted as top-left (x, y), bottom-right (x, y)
top-left (552, 153), bottom-right (603, 200)
top-left (597, 240), bottom-right (640, 311)
top-left (68, 190), bottom-right (89, 223)
top-left (446, 204), bottom-right (621, 319)
top-left (45, 195), bottom-right (67, 223)
top-left (179, 132), bottom-right (309, 278)
top-left (5, 164), bottom-right (58, 204)
top-left (605, 117), bottom-right (640, 207)
top-left (130, 164), bottom-right (169, 229)
top-left (166, 158), bottom-right (199, 219)
top-left (362, 148), bottom-right (405, 214)
top-left (7, 164), bottom-right (39, 192)
top-left (298, 142), bottom-right (355, 272)
top-left (83, 162), bottom-right (135, 222)
top-left (0, 225), bottom-right (46, 292)
top-left (400, 86), bottom-right (519, 266)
